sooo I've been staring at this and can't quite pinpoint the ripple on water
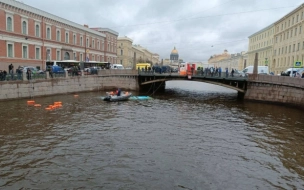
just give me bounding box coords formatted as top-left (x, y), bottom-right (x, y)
top-left (0, 82), bottom-right (304, 189)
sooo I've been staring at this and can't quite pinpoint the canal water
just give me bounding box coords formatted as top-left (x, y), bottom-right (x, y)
top-left (0, 81), bottom-right (303, 190)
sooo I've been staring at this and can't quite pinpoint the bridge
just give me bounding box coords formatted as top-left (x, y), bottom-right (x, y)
top-left (0, 69), bottom-right (303, 109)
top-left (97, 69), bottom-right (304, 109)
top-left (137, 71), bottom-right (247, 95)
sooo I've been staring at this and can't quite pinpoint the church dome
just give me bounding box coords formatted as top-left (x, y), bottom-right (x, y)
top-left (171, 47), bottom-right (178, 55)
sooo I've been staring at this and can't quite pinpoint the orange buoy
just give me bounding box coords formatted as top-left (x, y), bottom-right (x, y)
top-left (34, 104), bottom-right (41, 107)
top-left (27, 100), bottom-right (35, 105)
top-left (45, 107), bottom-right (51, 110)
top-left (74, 95), bottom-right (79, 97)
top-left (54, 102), bottom-right (62, 105)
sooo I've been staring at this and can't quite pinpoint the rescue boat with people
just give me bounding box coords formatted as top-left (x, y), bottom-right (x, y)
top-left (103, 91), bottom-right (132, 102)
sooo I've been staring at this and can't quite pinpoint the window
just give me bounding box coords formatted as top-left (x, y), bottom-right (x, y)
top-left (300, 26), bottom-right (302, 34)
top-left (295, 28), bottom-right (297, 36)
top-left (80, 36), bottom-right (83, 46)
top-left (297, 15), bottom-right (299, 22)
top-left (298, 43), bottom-right (300, 51)
top-left (22, 45), bottom-right (28, 58)
top-left (35, 47), bottom-right (40, 59)
top-left (102, 42), bottom-right (104, 50)
top-left (35, 24), bottom-right (40, 37)
top-left (121, 49), bottom-right (123, 55)
top-left (46, 49), bottom-right (51, 61)
top-left (73, 52), bottom-right (76, 60)
top-left (73, 34), bottom-right (76, 45)
top-left (46, 27), bottom-right (51, 39)
top-left (65, 32), bottom-right (69, 43)
top-left (56, 30), bottom-right (60, 41)
top-left (86, 38), bottom-right (89, 47)
top-left (98, 41), bottom-right (100, 49)
top-left (92, 55), bottom-right (95, 61)
top-left (293, 44), bottom-right (295, 52)
top-left (289, 45), bottom-right (291, 53)
top-left (6, 17), bottom-right (13, 31)
top-left (22, 21), bottom-right (27, 35)
top-left (56, 50), bottom-right (60, 60)
top-left (7, 43), bottom-right (14, 58)
top-left (80, 53), bottom-right (83, 61)
top-left (285, 46), bottom-right (287, 54)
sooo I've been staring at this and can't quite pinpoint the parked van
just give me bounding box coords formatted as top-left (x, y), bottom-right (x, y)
top-left (111, 64), bottom-right (124, 69)
top-left (280, 68), bottom-right (301, 77)
top-left (47, 65), bottom-right (64, 74)
top-left (241, 66), bottom-right (269, 76)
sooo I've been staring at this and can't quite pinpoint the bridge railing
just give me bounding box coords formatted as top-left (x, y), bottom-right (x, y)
top-left (138, 69), bottom-right (247, 79)
top-left (98, 69), bottom-right (138, 76)
top-left (248, 74), bottom-right (304, 88)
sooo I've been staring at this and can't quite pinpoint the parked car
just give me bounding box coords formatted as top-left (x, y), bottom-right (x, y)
top-left (280, 68), bottom-right (301, 77)
top-left (22, 66), bottom-right (44, 74)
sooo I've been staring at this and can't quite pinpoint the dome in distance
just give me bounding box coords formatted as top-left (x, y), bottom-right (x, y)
top-left (171, 46), bottom-right (178, 55)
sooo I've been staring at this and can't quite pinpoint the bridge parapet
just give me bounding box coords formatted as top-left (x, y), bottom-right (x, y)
top-left (98, 69), bottom-right (138, 76)
top-left (248, 74), bottom-right (304, 88)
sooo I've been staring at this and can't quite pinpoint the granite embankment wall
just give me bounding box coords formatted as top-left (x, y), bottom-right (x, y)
top-left (245, 75), bottom-right (304, 108)
top-left (0, 70), bottom-right (139, 100)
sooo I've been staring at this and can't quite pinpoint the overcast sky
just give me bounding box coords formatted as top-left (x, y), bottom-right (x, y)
top-left (23, 0), bottom-right (304, 62)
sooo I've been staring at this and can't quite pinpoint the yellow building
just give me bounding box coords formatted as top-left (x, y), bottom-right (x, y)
top-left (208, 50), bottom-right (230, 66)
top-left (117, 36), bottom-right (134, 68)
top-left (273, 3), bottom-right (304, 74)
top-left (247, 24), bottom-right (274, 72)
top-left (117, 37), bottom-right (159, 69)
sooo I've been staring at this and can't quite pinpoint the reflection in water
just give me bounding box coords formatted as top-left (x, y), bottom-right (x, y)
top-left (0, 81), bottom-right (303, 189)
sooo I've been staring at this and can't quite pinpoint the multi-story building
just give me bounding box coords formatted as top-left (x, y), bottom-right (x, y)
top-left (0, 0), bottom-right (118, 71)
top-left (216, 52), bottom-right (244, 71)
top-left (208, 50), bottom-right (230, 67)
top-left (116, 36), bottom-right (159, 68)
top-left (116, 36), bottom-right (134, 68)
top-left (247, 24), bottom-right (274, 72)
top-left (273, 3), bottom-right (304, 75)
top-left (90, 27), bottom-right (118, 64)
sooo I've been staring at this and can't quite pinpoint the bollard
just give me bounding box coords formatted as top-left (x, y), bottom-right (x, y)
top-left (65, 70), bottom-right (68, 78)
top-left (46, 71), bottom-right (50, 79)
top-left (23, 71), bottom-right (27, 81)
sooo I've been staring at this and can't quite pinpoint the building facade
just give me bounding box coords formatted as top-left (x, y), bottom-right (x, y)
top-left (247, 24), bottom-right (274, 72)
top-left (116, 36), bottom-right (159, 68)
top-left (90, 27), bottom-right (118, 64)
top-left (273, 3), bottom-right (304, 75)
top-left (116, 36), bottom-right (134, 68)
top-left (208, 50), bottom-right (230, 66)
top-left (0, 0), bottom-right (118, 71)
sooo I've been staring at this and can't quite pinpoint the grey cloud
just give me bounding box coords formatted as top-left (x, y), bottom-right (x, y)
top-left (24, 0), bottom-right (304, 62)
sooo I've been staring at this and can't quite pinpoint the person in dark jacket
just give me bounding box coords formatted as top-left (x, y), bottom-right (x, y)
top-left (116, 88), bottom-right (121, 96)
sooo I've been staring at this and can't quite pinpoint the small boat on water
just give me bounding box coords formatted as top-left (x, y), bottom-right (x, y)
top-left (103, 91), bottom-right (132, 102)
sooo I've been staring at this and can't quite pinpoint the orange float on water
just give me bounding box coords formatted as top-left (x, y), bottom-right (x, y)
top-left (74, 95), bottom-right (79, 97)
top-left (34, 104), bottom-right (41, 107)
top-left (27, 100), bottom-right (35, 105)
top-left (54, 102), bottom-right (62, 105)
top-left (45, 107), bottom-right (51, 110)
